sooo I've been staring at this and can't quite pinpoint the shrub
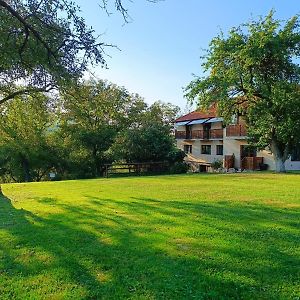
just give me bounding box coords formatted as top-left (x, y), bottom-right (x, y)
top-left (169, 162), bottom-right (189, 174)
top-left (211, 160), bottom-right (223, 170)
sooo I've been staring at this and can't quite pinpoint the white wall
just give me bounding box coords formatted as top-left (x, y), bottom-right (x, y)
top-left (176, 122), bottom-right (300, 171)
top-left (177, 140), bottom-right (223, 164)
top-left (284, 159), bottom-right (300, 171)
top-left (223, 137), bottom-right (248, 169)
top-left (258, 149), bottom-right (300, 171)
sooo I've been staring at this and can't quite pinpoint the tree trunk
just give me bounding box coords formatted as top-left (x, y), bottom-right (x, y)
top-left (274, 157), bottom-right (286, 173)
top-left (21, 157), bottom-right (31, 182)
top-left (270, 140), bottom-right (287, 173)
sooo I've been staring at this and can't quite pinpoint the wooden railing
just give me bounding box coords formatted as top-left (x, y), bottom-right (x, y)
top-left (175, 129), bottom-right (223, 140)
top-left (104, 162), bottom-right (170, 177)
top-left (226, 124), bottom-right (247, 137)
top-left (210, 129), bottom-right (223, 139)
top-left (175, 131), bottom-right (187, 139)
top-left (241, 157), bottom-right (263, 170)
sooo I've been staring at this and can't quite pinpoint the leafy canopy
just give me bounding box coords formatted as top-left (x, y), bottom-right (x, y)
top-left (186, 11), bottom-right (300, 171)
top-left (0, 93), bottom-right (59, 182)
top-left (0, 0), bottom-right (160, 103)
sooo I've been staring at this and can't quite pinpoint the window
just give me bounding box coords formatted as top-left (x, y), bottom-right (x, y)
top-left (201, 145), bottom-right (211, 155)
top-left (203, 123), bottom-right (211, 139)
top-left (216, 145), bottom-right (223, 155)
top-left (291, 147), bottom-right (300, 161)
top-left (186, 125), bottom-right (192, 139)
top-left (184, 145), bottom-right (192, 154)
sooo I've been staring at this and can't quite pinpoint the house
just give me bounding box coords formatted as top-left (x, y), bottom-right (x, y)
top-left (175, 107), bottom-right (300, 171)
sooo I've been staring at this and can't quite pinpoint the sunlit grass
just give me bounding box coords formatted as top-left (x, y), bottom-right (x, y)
top-left (0, 173), bottom-right (299, 299)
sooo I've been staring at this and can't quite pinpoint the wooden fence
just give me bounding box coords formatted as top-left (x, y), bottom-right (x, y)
top-left (104, 162), bottom-right (170, 178)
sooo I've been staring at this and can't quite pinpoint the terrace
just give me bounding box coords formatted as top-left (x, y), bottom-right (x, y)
top-left (175, 128), bottom-right (223, 140)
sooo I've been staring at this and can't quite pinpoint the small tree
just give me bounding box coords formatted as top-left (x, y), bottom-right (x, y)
top-left (186, 11), bottom-right (300, 172)
top-left (0, 93), bottom-right (60, 182)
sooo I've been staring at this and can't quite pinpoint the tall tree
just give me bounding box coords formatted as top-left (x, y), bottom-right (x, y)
top-left (143, 101), bottom-right (180, 126)
top-left (112, 101), bottom-right (182, 164)
top-left (0, 0), bottom-right (160, 103)
top-left (113, 123), bottom-right (179, 163)
top-left (186, 11), bottom-right (300, 172)
top-left (60, 79), bottom-right (145, 177)
top-left (0, 93), bottom-right (60, 182)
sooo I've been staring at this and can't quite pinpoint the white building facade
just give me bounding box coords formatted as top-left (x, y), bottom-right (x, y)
top-left (175, 110), bottom-right (300, 171)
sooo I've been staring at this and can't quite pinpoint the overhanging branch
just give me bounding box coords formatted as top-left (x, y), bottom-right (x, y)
top-left (0, 0), bottom-right (58, 60)
top-left (0, 86), bottom-right (54, 104)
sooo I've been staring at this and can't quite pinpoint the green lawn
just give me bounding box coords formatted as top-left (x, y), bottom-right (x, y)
top-left (0, 174), bottom-right (299, 299)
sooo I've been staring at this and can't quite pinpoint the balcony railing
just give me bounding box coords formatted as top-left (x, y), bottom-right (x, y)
top-left (175, 129), bottom-right (223, 140)
top-left (210, 129), bottom-right (224, 139)
top-left (175, 131), bottom-right (188, 139)
top-left (226, 124), bottom-right (247, 137)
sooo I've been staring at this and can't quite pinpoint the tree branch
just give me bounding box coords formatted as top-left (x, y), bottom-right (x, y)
top-left (0, 0), bottom-right (58, 60)
top-left (0, 86), bottom-right (54, 104)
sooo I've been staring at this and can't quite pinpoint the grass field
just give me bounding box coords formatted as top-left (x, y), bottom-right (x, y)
top-left (0, 173), bottom-right (299, 299)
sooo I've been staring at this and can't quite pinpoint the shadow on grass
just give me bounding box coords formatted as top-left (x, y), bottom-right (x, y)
top-left (0, 193), bottom-right (299, 299)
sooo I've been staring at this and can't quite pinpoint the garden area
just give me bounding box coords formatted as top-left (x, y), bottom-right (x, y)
top-left (0, 173), bottom-right (299, 299)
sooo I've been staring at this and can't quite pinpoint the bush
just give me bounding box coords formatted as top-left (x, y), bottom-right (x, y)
top-left (169, 162), bottom-right (189, 174)
top-left (211, 160), bottom-right (223, 170)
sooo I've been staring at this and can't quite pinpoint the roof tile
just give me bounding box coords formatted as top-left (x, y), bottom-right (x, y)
top-left (175, 106), bottom-right (218, 122)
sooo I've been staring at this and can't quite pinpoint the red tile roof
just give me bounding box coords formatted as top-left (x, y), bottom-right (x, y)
top-left (175, 106), bottom-right (218, 122)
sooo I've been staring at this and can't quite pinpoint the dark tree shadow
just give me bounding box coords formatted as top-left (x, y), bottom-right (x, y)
top-left (0, 192), bottom-right (299, 299)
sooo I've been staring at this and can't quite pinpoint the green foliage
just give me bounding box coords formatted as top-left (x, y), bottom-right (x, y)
top-left (143, 100), bottom-right (180, 126)
top-left (0, 0), bottom-right (106, 103)
top-left (1, 173), bottom-right (299, 299)
top-left (0, 93), bottom-right (60, 182)
top-left (0, 78), bottom-right (181, 181)
top-left (59, 80), bottom-right (146, 177)
top-left (0, 0), bottom-right (161, 103)
top-left (169, 161), bottom-right (189, 174)
top-left (111, 99), bottom-right (182, 167)
top-left (58, 80), bottom-right (181, 178)
top-left (211, 160), bottom-right (223, 170)
top-left (113, 123), bottom-right (179, 163)
top-left (186, 11), bottom-right (300, 172)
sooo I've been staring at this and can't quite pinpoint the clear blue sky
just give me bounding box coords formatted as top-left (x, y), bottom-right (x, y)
top-left (75, 0), bottom-right (299, 110)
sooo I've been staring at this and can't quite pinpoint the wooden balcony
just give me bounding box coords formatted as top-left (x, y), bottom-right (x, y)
top-left (226, 124), bottom-right (247, 137)
top-left (175, 129), bottom-right (223, 140)
top-left (175, 131), bottom-right (187, 139)
top-left (210, 129), bottom-right (223, 139)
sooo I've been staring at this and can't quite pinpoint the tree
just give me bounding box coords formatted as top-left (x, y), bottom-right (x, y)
top-left (60, 79), bottom-right (146, 177)
top-left (143, 100), bottom-right (180, 126)
top-left (113, 123), bottom-right (176, 163)
top-left (0, 93), bottom-right (60, 182)
top-left (185, 11), bottom-right (300, 172)
top-left (112, 101), bottom-right (183, 166)
top-left (0, 0), bottom-right (160, 103)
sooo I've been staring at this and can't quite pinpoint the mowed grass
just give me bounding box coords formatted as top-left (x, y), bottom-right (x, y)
top-left (0, 174), bottom-right (299, 300)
